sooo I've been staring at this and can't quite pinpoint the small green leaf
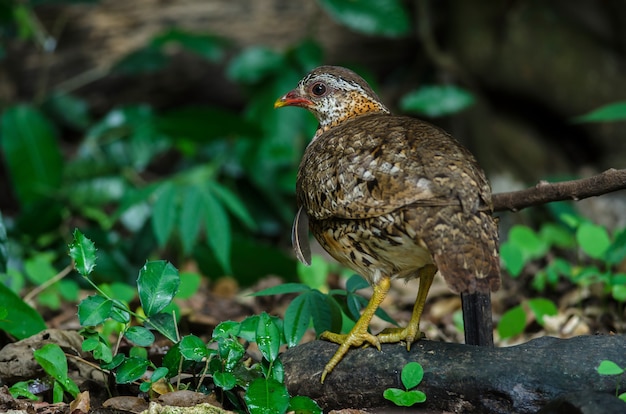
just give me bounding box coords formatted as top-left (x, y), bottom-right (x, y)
top-left (43, 92), bottom-right (91, 130)
top-left (0, 283), bottom-right (46, 339)
top-left (33, 344), bottom-right (80, 398)
top-left (500, 242), bottom-right (525, 277)
top-left (213, 372), bottom-right (237, 391)
top-left (179, 335), bottom-right (209, 361)
top-left (318, 0), bottom-right (411, 37)
top-left (116, 356), bottom-right (150, 384)
top-left (78, 295), bottom-right (112, 326)
top-left (576, 222), bottom-right (611, 259)
top-left (509, 225), bottom-right (548, 259)
top-left (597, 360), bottom-right (624, 376)
top-left (346, 274), bottom-right (370, 292)
top-left (497, 305), bottom-right (526, 340)
top-left (244, 378), bottom-right (290, 414)
top-left (401, 85), bottom-right (475, 117)
top-left (213, 320), bottom-right (241, 339)
top-left (218, 337), bottom-right (245, 371)
top-left (251, 283), bottom-right (311, 296)
top-left (176, 272), bottom-right (202, 299)
top-left (256, 312), bottom-right (283, 363)
top-left (288, 395), bottom-right (322, 414)
top-left (144, 312), bottom-right (179, 343)
top-left (283, 294), bottom-right (311, 347)
top-left (612, 284), bottom-right (626, 302)
top-left (401, 362), bottom-right (424, 390)
top-left (9, 381), bottom-right (38, 400)
top-left (618, 392), bottom-right (626, 403)
top-left (574, 101), bottom-right (626, 123)
top-left (137, 260), bottom-right (179, 316)
top-left (539, 223), bottom-right (575, 248)
top-left (69, 229), bottom-right (97, 276)
top-left (527, 298), bottom-right (558, 326)
top-left (383, 388), bottom-right (426, 406)
top-left (606, 228), bottom-right (626, 265)
top-left (124, 326), bottom-right (155, 347)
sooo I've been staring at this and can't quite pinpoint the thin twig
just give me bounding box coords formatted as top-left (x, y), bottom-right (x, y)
top-left (23, 263), bottom-right (73, 304)
top-left (492, 168), bottom-right (626, 213)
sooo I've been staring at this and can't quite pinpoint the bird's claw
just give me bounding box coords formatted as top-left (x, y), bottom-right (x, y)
top-left (319, 330), bottom-right (381, 383)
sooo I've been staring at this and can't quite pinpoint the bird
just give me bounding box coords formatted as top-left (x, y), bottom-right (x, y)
top-left (274, 65), bottom-right (500, 383)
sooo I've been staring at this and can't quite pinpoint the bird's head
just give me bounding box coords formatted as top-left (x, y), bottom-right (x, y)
top-left (274, 65), bottom-right (390, 131)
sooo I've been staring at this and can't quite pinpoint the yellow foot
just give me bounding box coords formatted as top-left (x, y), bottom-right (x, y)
top-left (377, 326), bottom-right (426, 350)
top-left (319, 329), bottom-right (381, 383)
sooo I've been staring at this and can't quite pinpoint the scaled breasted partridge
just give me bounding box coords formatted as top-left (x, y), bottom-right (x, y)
top-left (275, 66), bottom-right (500, 383)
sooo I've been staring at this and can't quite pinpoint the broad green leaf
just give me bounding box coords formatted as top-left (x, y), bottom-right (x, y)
top-left (208, 181), bottom-right (257, 231)
top-left (508, 225), bottom-right (548, 259)
top-left (238, 316), bottom-right (260, 342)
top-left (576, 222), bottom-right (611, 259)
top-left (500, 242), bottom-right (525, 277)
top-left (227, 47), bottom-right (284, 84)
top-left (606, 228), bottom-right (626, 265)
top-left (497, 305), bottom-right (526, 340)
top-left (612, 284), bottom-right (626, 302)
top-left (401, 362), bottom-right (424, 390)
top-left (318, 0), bottom-right (410, 37)
top-left (9, 381), bottom-right (38, 400)
top-left (152, 182), bottom-right (178, 247)
top-left (574, 101), bottom-right (626, 123)
top-left (401, 85), bottom-right (475, 117)
top-left (218, 337), bottom-right (246, 371)
top-left (597, 360), bottom-right (624, 376)
top-left (251, 283), bottom-right (310, 296)
top-left (69, 229), bottom-right (97, 276)
top-left (137, 260), bottom-right (179, 316)
top-left (144, 312), bottom-right (179, 343)
top-left (383, 388), bottom-right (426, 406)
top-left (346, 274), bottom-right (370, 292)
top-left (202, 190), bottom-right (232, 274)
top-left (244, 378), bottom-right (290, 414)
top-left (256, 312), bottom-right (282, 363)
top-left (0, 105), bottom-right (63, 205)
top-left (213, 372), bottom-right (237, 391)
top-left (33, 344), bottom-right (80, 398)
top-left (213, 320), bottom-right (241, 339)
top-left (124, 326), bottom-right (155, 347)
top-left (77, 295), bottom-right (112, 326)
top-left (179, 335), bottom-right (210, 361)
top-left (116, 356), bottom-right (150, 384)
top-left (179, 187), bottom-right (203, 254)
top-left (0, 283), bottom-right (46, 339)
top-left (283, 294), bottom-right (311, 347)
top-left (288, 395), bottom-right (322, 414)
top-left (527, 298), bottom-right (558, 326)
top-left (23, 252), bottom-right (56, 285)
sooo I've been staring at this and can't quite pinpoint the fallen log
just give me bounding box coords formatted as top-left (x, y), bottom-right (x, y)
top-left (281, 335), bottom-right (626, 413)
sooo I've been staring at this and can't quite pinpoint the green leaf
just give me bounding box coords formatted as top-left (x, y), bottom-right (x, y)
top-left (152, 182), bottom-right (179, 247)
top-left (574, 101), bottom-right (626, 123)
top-left (0, 283), bottom-right (46, 339)
top-left (43, 92), bottom-right (91, 130)
top-left (69, 229), bottom-right (97, 276)
top-left (383, 388), bottom-right (426, 406)
top-left (499, 241), bottom-right (525, 277)
top-left (78, 295), bottom-right (112, 326)
top-left (9, 381), bottom-right (38, 400)
top-left (597, 360), bottom-right (624, 376)
top-left (137, 260), bottom-right (179, 316)
top-left (527, 298), bottom-right (558, 326)
top-left (202, 189), bottom-right (232, 274)
top-left (508, 225), bottom-right (548, 259)
top-left (256, 312), bottom-right (283, 363)
top-left (144, 312), bottom-right (179, 343)
top-left (497, 305), bottom-right (526, 340)
top-left (288, 395), bottom-right (322, 414)
top-left (346, 274), bottom-right (370, 292)
top-left (401, 362), bottom-right (424, 390)
top-left (318, 0), bottom-right (410, 37)
top-left (23, 252), bottom-right (56, 285)
top-left (0, 104), bottom-right (63, 205)
top-left (176, 271), bottom-right (202, 299)
top-left (124, 326), bottom-right (155, 347)
top-left (208, 181), bottom-right (257, 231)
top-left (539, 223), bottom-right (575, 248)
top-left (244, 378), bottom-right (290, 414)
top-left (179, 187), bottom-right (203, 255)
top-left (213, 372), bottom-right (237, 391)
top-left (401, 85), bottom-right (475, 117)
top-left (612, 284), bottom-right (626, 302)
top-left (298, 255), bottom-right (329, 291)
top-left (283, 293), bottom-right (311, 347)
top-left (218, 337), bottom-right (246, 371)
top-left (116, 356), bottom-right (150, 384)
top-left (213, 320), bottom-right (241, 339)
top-left (606, 228), bottom-right (626, 265)
top-left (576, 222), bottom-right (611, 259)
top-left (33, 344), bottom-right (80, 398)
top-left (179, 335), bottom-right (210, 362)
top-left (227, 47), bottom-right (284, 84)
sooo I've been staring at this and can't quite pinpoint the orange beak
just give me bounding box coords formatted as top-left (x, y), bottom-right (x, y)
top-left (274, 90), bottom-right (312, 109)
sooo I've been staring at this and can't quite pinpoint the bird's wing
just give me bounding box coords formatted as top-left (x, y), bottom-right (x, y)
top-left (297, 115), bottom-right (493, 220)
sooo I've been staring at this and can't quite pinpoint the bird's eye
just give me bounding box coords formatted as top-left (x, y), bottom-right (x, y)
top-left (311, 82), bottom-right (327, 96)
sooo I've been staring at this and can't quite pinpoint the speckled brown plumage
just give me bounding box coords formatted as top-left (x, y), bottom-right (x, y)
top-left (275, 65), bottom-right (500, 382)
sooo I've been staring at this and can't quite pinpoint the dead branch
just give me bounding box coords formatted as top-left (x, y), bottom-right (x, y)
top-left (492, 168), bottom-right (626, 213)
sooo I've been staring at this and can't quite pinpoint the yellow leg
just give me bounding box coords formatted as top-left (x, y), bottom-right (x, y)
top-left (319, 277), bottom-right (391, 383)
top-left (377, 264), bottom-right (437, 349)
